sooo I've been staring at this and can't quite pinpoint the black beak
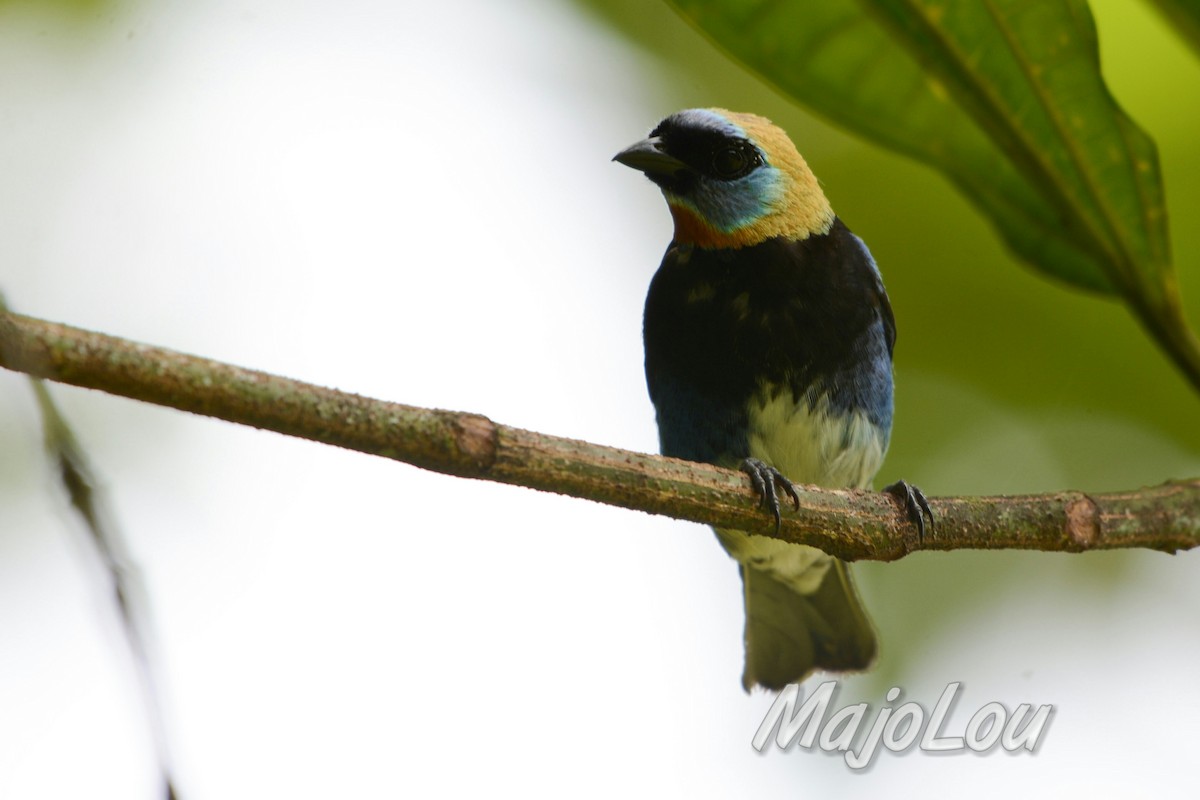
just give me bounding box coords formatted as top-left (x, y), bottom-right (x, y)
top-left (612, 136), bottom-right (688, 178)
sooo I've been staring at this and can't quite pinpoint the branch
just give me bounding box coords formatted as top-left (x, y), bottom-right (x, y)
top-left (2, 307), bottom-right (1196, 560)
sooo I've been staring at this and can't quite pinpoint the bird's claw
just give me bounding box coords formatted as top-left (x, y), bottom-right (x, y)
top-left (740, 458), bottom-right (800, 534)
top-left (883, 480), bottom-right (934, 542)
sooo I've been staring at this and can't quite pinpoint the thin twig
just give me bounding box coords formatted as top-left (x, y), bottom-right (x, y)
top-left (23, 357), bottom-right (179, 799)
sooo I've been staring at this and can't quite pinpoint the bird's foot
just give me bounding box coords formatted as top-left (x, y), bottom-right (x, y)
top-left (883, 480), bottom-right (934, 542)
top-left (740, 458), bottom-right (800, 534)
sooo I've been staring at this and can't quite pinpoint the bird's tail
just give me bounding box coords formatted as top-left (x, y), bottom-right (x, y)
top-left (738, 558), bottom-right (877, 692)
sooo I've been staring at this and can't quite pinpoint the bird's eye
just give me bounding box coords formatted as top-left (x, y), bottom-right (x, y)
top-left (711, 147), bottom-right (752, 179)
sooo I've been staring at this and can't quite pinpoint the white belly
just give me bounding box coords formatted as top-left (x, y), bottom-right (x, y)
top-left (717, 387), bottom-right (889, 592)
top-left (746, 388), bottom-right (887, 490)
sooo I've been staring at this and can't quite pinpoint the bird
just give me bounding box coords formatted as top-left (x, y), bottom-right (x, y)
top-left (614, 108), bottom-right (930, 692)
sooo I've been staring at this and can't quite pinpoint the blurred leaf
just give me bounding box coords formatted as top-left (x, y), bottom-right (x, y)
top-left (1147, 0), bottom-right (1200, 60)
top-left (0, 0), bottom-right (109, 10)
top-left (668, 0), bottom-right (1200, 390)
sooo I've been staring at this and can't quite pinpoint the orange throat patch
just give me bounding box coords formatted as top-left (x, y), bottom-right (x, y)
top-left (668, 201), bottom-right (833, 250)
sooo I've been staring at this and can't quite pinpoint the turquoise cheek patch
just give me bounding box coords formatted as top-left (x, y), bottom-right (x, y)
top-left (668, 166), bottom-right (786, 234)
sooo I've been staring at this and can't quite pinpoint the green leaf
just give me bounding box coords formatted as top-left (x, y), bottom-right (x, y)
top-left (668, 0), bottom-right (1200, 390)
top-left (864, 0), bottom-right (1168, 288)
top-left (1146, 0), bottom-right (1200, 60)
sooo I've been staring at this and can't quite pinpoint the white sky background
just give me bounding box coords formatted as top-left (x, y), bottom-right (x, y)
top-left (0, 0), bottom-right (1197, 797)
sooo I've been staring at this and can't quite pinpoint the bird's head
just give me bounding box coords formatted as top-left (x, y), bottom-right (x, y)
top-left (614, 108), bottom-right (834, 249)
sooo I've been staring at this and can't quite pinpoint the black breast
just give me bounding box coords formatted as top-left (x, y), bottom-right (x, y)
top-left (642, 218), bottom-right (895, 465)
